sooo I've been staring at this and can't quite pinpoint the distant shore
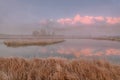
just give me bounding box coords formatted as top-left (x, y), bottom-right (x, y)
top-left (0, 35), bottom-right (120, 42)
top-left (92, 37), bottom-right (120, 42)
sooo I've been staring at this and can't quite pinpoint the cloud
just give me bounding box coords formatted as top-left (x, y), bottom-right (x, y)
top-left (106, 17), bottom-right (120, 24)
top-left (73, 14), bottom-right (94, 24)
top-left (57, 18), bottom-right (73, 25)
top-left (94, 16), bottom-right (105, 21)
top-left (57, 14), bottom-right (95, 25)
top-left (57, 14), bottom-right (120, 25)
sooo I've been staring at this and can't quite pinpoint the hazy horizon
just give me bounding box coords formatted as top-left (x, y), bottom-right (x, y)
top-left (0, 0), bottom-right (120, 36)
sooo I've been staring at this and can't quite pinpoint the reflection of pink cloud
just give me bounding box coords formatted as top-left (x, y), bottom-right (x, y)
top-left (57, 14), bottom-right (120, 25)
top-left (80, 49), bottom-right (93, 56)
top-left (40, 48), bottom-right (47, 53)
top-left (57, 49), bottom-right (69, 54)
top-left (57, 48), bottom-right (94, 57)
top-left (106, 49), bottom-right (120, 56)
top-left (57, 47), bottom-right (120, 57)
top-left (94, 52), bottom-right (104, 56)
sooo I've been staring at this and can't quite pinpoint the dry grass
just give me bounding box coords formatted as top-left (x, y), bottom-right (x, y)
top-left (4, 39), bottom-right (65, 47)
top-left (0, 57), bottom-right (119, 80)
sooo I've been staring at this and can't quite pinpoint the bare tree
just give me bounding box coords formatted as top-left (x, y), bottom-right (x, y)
top-left (32, 31), bottom-right (39, 36)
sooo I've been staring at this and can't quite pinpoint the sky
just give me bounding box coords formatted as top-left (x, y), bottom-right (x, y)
top-left (0, 0), bottom-right (120, 35)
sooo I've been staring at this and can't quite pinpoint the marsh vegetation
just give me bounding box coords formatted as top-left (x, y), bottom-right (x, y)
top-left (0, 57), bottom-right (120, 80)
top-left (4, 39), bottom-right (65, 47)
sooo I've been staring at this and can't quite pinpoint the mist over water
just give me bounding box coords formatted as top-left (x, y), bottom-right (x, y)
top-left (1, 23), bottom-right (120, 36)
top-left (0, 39), bottom-right (120, 63)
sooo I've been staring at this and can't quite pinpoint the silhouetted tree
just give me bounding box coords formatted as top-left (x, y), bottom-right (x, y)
top-left (32, 31), bottom-right (39, 36)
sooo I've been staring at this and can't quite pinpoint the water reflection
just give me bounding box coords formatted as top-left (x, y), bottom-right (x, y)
top-left (106, 49), bottom-right (120, 56)
top-left (57, 48), bottom-right (93, 57)
top-left (56, 47), bottom-right (120, 57)
top-left (0, 39), bottom-right (120, 61)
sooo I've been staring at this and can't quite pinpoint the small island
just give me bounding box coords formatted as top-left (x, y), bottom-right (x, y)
top-left (3, 29), bottom-right (65, 47)
top-left (4, 39), bottom-right (65, 47)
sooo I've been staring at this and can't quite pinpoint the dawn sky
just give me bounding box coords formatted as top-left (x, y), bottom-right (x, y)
top-left (0, 0), bottom-right (120, 35)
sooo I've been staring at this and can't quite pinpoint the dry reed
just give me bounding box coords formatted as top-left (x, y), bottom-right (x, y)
top-left (0, 57), bottom-right (120, 80)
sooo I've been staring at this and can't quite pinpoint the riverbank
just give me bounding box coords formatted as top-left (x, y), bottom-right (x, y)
top-left (0, 57), bottom-right (120, 80)
top-left (92, 37), bottom-right (120, 42)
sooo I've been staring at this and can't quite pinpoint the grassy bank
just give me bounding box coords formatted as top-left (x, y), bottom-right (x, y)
top-left (0, 57), bottom-right (120, 80)
top-left (92, 37), bottom-right (120, 42)
top-left (4, 39), bottom-right (65, 47)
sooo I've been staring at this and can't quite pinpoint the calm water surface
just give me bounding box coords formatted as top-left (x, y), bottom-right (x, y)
top-left (0, 39), bottom-right (120, 63)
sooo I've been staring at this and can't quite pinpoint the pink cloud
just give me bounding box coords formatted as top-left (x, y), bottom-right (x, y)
top-left (73, 14), bottom-right (81, 23)
top-left (57, 14), bottom-right (120, 25)
top-left (106, 17), bottom-right (120, 24)
top-left (94, 16), bottom-right (104, 21)
top-left (57, 14), bottom-right (95, 25)
top-left (73, 15), bottom-right (94, 24)
top-left (57, 18), bottom-right (73, 25)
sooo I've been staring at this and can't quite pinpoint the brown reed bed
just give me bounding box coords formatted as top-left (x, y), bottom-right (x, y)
top-left (4, 39), bottom-right (65, 47)
top-left (0, 57), bottom-right (119, 80)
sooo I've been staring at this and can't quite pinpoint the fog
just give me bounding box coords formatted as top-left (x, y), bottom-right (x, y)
top-left (0, 20), bottom-right (120, 36)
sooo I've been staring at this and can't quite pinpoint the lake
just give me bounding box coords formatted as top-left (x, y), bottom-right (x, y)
top-left (0, 39), bottom-right (120, 63)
